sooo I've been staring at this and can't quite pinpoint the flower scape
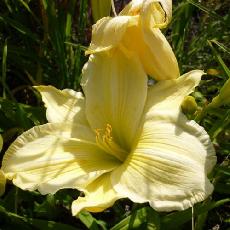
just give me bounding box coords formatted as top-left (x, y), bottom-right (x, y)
top-left (0, 0), bottom-right (216, 216)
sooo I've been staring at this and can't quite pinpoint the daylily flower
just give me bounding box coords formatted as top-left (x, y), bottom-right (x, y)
top-left (87, 0), bottom-right (180, 80)
top-left (1, 50), bottom-right (216, 215)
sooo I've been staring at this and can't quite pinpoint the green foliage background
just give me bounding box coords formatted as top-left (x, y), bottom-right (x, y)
top-left (0, 0), bottom-right (229, 229)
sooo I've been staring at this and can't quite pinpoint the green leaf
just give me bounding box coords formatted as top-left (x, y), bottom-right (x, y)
top-left (0, 204), bottom-right (80, 230)
top-left (214, 183), bottom-right (230, 194)
top-left (161, 198), bottom-right (230, 229)
top-left (187, 0), bottom-right (223, 21)
top-left (208, 40), bottom-right (230, 78)
top-left (0, 16), bottom-right (39, 41)
top-left (17, 0), bottom-right (40, 23)
top-left (0, 134), bottom-right (3, 151)
top-left (25, 218), bottom-right (80, 230)
top-left (78, 210), bottom-right (107, 230)
top-left (1, 39), bottom-right (8, 98)
top-left (91, 0), bottom-right (111, 22)
top-left (34, 194), bottom-right (59, 219)
top-left (210, 40), bottom-right (230, 55)
top-left (0, 97), bottom-right (46, 131)
top-left (216, 166), bottom-right (230, 176)
top-left (208, 109), bottom-right (230, 139)
top-left (171, 2), bottom-right (195, 58)
top-left (111, 207), bottom-right (160, 230)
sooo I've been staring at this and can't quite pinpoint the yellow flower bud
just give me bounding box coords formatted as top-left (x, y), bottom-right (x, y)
top-left (207, 68), bottom-right (220, 76)
top-left (181, 96), bottom-right (198, 115)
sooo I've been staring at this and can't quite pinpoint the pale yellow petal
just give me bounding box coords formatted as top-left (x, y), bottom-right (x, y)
top-left (81, 50), bottom-right (147, 150)
top-left (144, 70), bottom-right (204, 116)
top-left (121, 25), bottom-right (179, 80)
top-left (2, 123), bottom-right (120, 194)
top-left (88, 13), bottom-right (178, 80)
top-left (141, 0), bottom-right (172, 27)
top-left (139, 0), bottom-right (179, 79)
top-left (87, 16), bottom-right (137, 55)
top-left (119, 0), bottom-right (143, 15)
top-left (111, 112), bottom-right (216, 211)
top-left (72, 173), bottom-right (123, 216)
top-left (120, 0), bottom-right (172, 27)
top-left (0, 170), bottom-right (6, 196)
top-left (35, 86), bottom-right (87, 125)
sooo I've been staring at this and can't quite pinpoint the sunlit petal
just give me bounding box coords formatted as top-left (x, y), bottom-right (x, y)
top-left (88, 6), bottom-right (179, 80)
top-left (2, 123), bottom-right (120, 194)
top-left (72, 173), bottom-right (123, 215)
top-left (139, 0), bottom-right (179, 79)
top-left (121, 25), bottom-right (179, 80)
top-left (81, 50), bottom-right (147, 150)
top-left (111, 112), bottom-right (216, 211)
top-left (87, 16), bottom-right (137, 55)
top-left (121, 0), bottom-right (172, 27)
top-left (144, 70), bottom-right (204, 116)
top-left (35, 86), bottom-right (87, 125)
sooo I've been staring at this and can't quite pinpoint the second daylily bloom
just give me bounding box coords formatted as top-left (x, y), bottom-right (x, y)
top-left (1, 50), bottom-right (216, 215)
top-left (87, 0), bottom-right (180, 80)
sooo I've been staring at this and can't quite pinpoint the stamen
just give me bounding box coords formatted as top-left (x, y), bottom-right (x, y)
top-left (95, 124), bottom-right (127, 162)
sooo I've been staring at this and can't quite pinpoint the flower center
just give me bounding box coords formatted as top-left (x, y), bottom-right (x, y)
top-left (95, 124), bottom-right (128, 162)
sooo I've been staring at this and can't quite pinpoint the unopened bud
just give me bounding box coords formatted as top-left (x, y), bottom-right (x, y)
top-left (181, 96), bottom-right (198, 115)
top-left (207, 68), bottom-right (220, 76)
